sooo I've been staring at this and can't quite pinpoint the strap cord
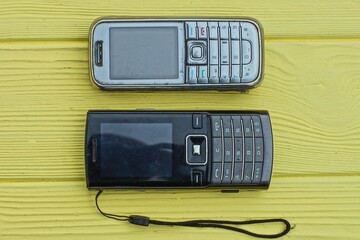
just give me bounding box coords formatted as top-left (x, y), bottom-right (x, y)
top-left (95, 190), bottom-right (292, 239)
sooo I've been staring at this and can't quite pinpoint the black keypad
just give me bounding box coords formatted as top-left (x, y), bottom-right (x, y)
top-left (212, 138), bottom-right (222, 162)
top-left (242, 116), bottom-right (252, 137)
top-left (244, 138), bottom-right (253, 163)
top-left (252, 116), bottom-right (263, 137)
top-left (211, 163), bottom-right (222, 184)
top-left (211, 116), bottom-right (221, 137)
top-left (224, 138), bottom-right (233, 163)
top-left (232, 116), bottom-right (242, 137)
top-left (222, 116), bottom-right (232, 138)
top-left (252, 163), bottom-right (262, 183)
top-left (233, 162), bottom-right (242, 183)
top-left (185, 21), bottom-right (260, 84)
top-left (222, 163), bottom-right (232, 183)
top-left (255, 138), bottom-right (264, 162)
top-left (210, 114), bottom-right (266, 185)
top-left (242, 163), bottom-right (252, 184)
top-left (234, 138), bottom-right (242, 162)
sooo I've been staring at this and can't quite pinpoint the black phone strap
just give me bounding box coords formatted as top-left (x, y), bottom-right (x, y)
top-left (95, 190), bottom-right (293, 239)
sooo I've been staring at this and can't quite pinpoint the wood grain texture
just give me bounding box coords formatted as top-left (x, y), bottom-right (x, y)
top-left (0, 40), bottom-right (359, 180)
top-left (0, 177), bottom-right (359, 240)
top-left (0, 0), bottom-right (360, 40)
top-left (1, 2), bottom-right (360, 239)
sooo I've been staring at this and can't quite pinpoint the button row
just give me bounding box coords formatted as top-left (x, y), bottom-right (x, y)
top-left (186, 22), bottom-right (242, 40)
top-left (185, 21), bottom-right (259, 84)
top-left (211, 115), bottom-right (263, 138)
top-left (210, 115), bottom-right (264, 185)
top-left (187, 65), bottom-right (245, 84)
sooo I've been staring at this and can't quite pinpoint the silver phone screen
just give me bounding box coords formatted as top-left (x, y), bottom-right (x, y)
top-left (109, 27), bottom-right (179, 80)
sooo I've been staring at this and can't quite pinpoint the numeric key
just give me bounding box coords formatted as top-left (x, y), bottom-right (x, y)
top-left (186, 22), bottom-right (197, 39)
top-left (252, 163), bottom-right (262, 183)
top-left (211, 116), bottom-right (221, 137)
top-left (208, 22), bottom-right (219, 39)
top-left (219, 22), bottom-right (229, 39)
top-left (209, 40), bottom-right (219, 65)
top-left (242, 116), bottom-right (252, 137)
top-left (231, 40), bottom-right (240, 64)
top-left (220, 65), bottom-right (230, 83)
top-left (212, 138), bottom-right (222, 162)
top-left (255, 138), bottom-right (264, 162)
top-left (211, 163), bottom-right (222, 184)
top-left (209, 66), bottom-right (219, 83)
top-left (230, 22), bottom-right (240, 39)
top-left (198, 66), bottom-right (208, 83)
top-left (244, 138), bottom-right (253, 163)
top-left (187, 66), bottom-right (197, 84)
top-left (220, 40), bottom-right (229, 64)
top-left (231, 65), bottom-right (241, 83)
top-left (197, 22), bottom-right (208, 39)
top-left (251, 116), bottom-right (263, 137)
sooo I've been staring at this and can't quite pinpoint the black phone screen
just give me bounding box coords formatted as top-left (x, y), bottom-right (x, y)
top-left (100, 123), bottom-right (173, 179)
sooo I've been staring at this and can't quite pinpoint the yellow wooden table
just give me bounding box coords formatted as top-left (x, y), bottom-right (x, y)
top-left (1, 1), bottom-right (359, 239)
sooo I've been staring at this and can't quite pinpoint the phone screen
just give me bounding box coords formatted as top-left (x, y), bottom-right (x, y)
top-left (99, 123), bottom-right (173, 179)
top-left (109, 27), bottom-right (179, 80)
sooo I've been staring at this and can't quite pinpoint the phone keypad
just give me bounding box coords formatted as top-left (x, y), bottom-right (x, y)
top-left (210, 114), bottom-right (264, 185)
top-left (185, 21), bottom-right (260, 84)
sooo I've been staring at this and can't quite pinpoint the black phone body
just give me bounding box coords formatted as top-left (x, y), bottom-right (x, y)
top-left (85, 111), bottom-right (273, 190)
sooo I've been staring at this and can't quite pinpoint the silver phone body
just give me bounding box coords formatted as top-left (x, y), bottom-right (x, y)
top-left (89, 18), bottom-right (263, 90)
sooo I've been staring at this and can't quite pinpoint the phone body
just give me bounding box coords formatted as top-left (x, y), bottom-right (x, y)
top-left (89, 18), bottom-right (263, 91)
top-left (85, 111), bottom-right (273, 190)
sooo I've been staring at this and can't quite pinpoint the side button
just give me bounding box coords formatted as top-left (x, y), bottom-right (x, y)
top-left (192, 171), bottom-right (203, 186)
top-left (192, 114), bottom-right (202, 129)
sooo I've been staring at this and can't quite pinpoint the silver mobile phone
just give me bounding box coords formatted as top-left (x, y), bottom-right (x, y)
top-left (89, 18), bottom-right (263, 90)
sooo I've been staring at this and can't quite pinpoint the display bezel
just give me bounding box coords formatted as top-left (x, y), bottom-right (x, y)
top-left (85, 112), bottom-right (209, 188)
top-left (91, 21), bottom-right (185, 85)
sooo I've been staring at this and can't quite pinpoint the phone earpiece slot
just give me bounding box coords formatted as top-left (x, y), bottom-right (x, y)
top-left (95, 41), bottom-right (103, 66)
top-left (92, 137), bottom-right (98, 162)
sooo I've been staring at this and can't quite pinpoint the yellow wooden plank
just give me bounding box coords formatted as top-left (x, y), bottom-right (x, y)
top-left (0, 40), bottom-right (359, 180)
top-left (0, 176), bottom-right (359, 240)
top-left (0, 1), bottom-right (359, 40)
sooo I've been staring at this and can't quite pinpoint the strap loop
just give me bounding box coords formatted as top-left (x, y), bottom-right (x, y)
top-left (95, 190), bottom-right (292, 239)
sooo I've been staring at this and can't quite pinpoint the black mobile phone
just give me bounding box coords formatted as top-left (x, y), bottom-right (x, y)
top-left (85, 111), bottom-right (273, 190)
top-left (89, 18), bottom-right (263, 90)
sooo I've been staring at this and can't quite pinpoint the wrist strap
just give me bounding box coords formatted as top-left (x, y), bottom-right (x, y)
top-left (95, 190), bottom-right (293, 239)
